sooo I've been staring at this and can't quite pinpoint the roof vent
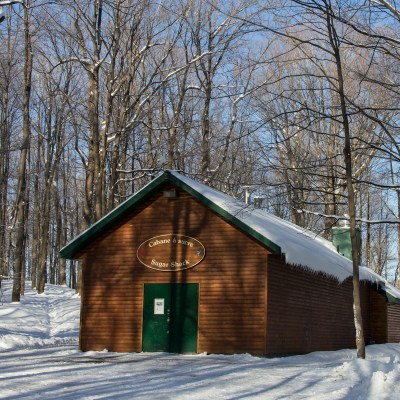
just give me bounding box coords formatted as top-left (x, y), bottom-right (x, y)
top-left (163, 188), bottom-right (177, 199)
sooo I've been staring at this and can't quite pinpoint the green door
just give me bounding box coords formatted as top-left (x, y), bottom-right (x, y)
top-left (142, 283), bottom-right (199, 353)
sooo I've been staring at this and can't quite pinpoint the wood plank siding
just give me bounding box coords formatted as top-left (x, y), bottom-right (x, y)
top-left (79, 184), bottom-right (270, 354)
top-left (367, 288), bottom-right (388, 344)
top-left (387, 304), bottom-right (400, 343)
top-left (265, 256), bottom-right (390, 356)
top-left (266, 255), bottom-right (355, 355)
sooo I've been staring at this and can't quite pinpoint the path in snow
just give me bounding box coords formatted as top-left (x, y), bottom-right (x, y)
top-left (0, 281), bottom-right (79, 350)
top-left (0, 281), bottom-right (399, 399)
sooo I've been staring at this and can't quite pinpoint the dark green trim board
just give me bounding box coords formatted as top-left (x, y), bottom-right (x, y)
top-left (59, 170), bottom-right (281, 259)
top-left (59, 173), bottom-right (171, 259)
top-left (377, 284), bottom-right (400, 305)
top-left (166, 172), bottom-right (282, 254)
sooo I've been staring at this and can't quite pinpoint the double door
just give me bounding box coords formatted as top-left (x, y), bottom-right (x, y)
top-left (142, 283), bottom-right (199, 353)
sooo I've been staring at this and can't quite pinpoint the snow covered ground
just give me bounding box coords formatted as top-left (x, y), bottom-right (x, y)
top-left (0, 281), bottom-right (399, 399)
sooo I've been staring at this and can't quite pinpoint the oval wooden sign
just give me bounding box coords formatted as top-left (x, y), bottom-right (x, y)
top-left (137, 234), bottom-right (206, 271)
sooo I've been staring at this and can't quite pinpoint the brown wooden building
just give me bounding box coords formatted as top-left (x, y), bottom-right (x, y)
top-left (60, 171), bottom-right (400, 355)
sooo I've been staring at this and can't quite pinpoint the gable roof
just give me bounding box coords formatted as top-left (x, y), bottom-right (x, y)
top-left (60, 170), bottom-right (400, 301)
top-left (60, 170), bottom-right (281, 260)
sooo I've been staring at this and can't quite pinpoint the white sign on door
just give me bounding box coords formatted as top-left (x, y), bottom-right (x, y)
top-left (154, 298), bottom-right (165, 315)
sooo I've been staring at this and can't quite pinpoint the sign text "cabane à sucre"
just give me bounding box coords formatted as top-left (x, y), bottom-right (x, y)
top-left (137, 234), bottom-right (205, 271)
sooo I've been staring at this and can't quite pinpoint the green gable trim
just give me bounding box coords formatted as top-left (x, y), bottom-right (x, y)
top-left (167, 173), bottom-right (282, 255)
top-left (59, 173), bottom-right (170, 259)
top-left (60, 171), bottom-right (281, 259)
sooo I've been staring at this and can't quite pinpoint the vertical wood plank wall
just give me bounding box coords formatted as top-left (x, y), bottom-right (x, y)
top-left (80, 185), bottom-right (270, 354)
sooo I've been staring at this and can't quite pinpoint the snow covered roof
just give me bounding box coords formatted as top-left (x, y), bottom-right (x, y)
top-left (60, 170), bottom-right (400, 301)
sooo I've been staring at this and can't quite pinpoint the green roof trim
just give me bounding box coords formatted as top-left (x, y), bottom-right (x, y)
top-left (377, 284), bottom-right (400, 305)
top-left (60, 171), bottom-right (281, 259)
top-left (59, 173), bottom-right (171, 259)
top-left (167, 173), bottom-right (282, 254)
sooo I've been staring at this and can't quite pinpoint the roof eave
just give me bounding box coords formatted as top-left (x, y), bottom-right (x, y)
top-left (377, 284), bottom-right (400, 305)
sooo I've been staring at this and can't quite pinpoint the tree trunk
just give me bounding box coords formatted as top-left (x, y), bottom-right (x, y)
top-left (56, 170), bottom-right (67, 286)
top-left (0, 26), bottom-right (12, 280)
top-left (31, 134), bottom-right (42, 288)
top-left (13, 1), bottom-right (32, 302)
top-left (201, 78), bottom-right (212, 176)
top-left (37, 187), bottom-right (50, 294)
top-left (327, 11), bottom-right (365, 358)
top-left (0, 97), bottom-right (10, 281)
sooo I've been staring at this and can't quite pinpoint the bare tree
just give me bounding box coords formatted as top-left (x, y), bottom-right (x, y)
top-left (0, 7), bottom-right (20, 282)
top-left (33, 66), bottom-right (70, 294)
top-left (13, 0), bottom-right (32, 302)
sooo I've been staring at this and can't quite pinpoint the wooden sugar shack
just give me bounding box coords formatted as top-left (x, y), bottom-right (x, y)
top-left (60, 171), bottom-right (400, 355)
